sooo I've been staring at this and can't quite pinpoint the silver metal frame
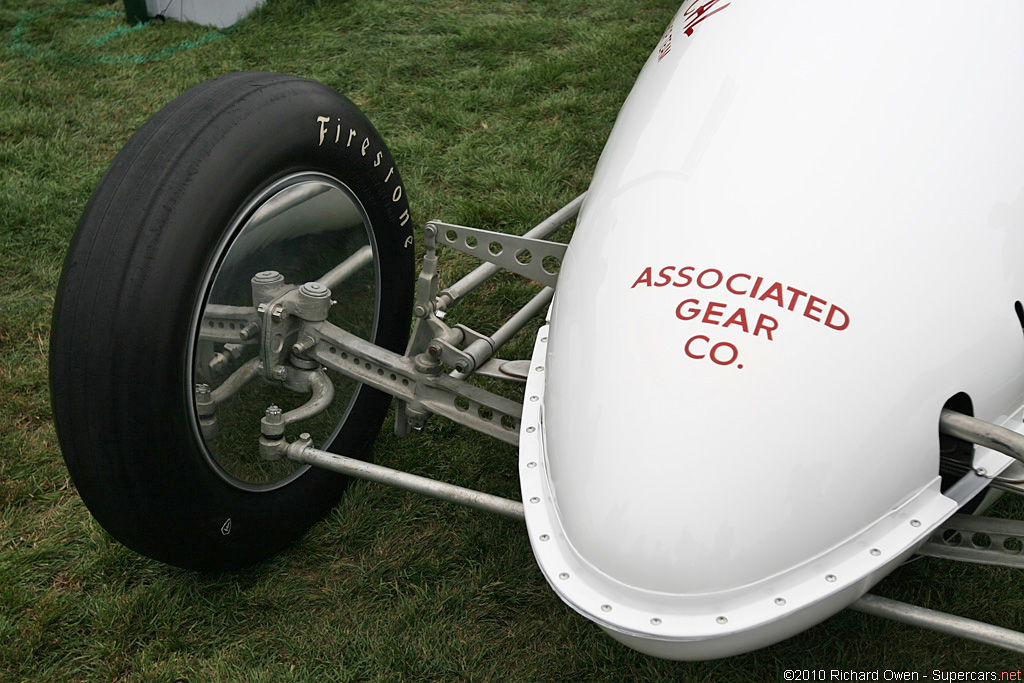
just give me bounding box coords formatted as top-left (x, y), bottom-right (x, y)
top-left (194, 193), bottom-right (1024, 656)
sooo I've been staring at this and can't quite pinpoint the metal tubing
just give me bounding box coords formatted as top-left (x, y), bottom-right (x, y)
top-left (851, 594), bottom-right (1024, 654)
top-left (436, 193), bottom-right (585, 311)
top-left (316, 245), bottom-right (374, 293)
top-left (491, 287), bottom-right (554, 351)
top-left (282, 370), bottom-right (335, 426)
top-left (210, 357), bottom-right (263, 404)
top-left (290, 443), bottom-right (526, 520)
top-left (455, 287), bottom-right (554, 379)
top-left (939, 409), bottom-right (1024, 465)
top-left (249, 182), bottom-right (331, 229)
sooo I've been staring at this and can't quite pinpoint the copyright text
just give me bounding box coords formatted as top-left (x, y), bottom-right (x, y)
top-left (782, 671), bottom-right (1022, 682)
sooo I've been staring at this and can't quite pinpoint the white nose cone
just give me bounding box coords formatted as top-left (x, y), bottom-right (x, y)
top-left (519, 0), bottom-right (1024, 660)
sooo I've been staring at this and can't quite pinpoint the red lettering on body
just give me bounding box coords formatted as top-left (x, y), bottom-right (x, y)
top-left (758, 282), bottom-right (785, 306)
top-left (726, 273), bottom-right (750, 295)
top-left (753, 314), bottom-right (778, 340)
top-left (657, 266), bottom-right (675, 287)
top-left (633, 264), bottom-right (850, 336)
top-left (676, 299), bottom-right (701, 321)
top-left (696, 268), bottom-right (723, 289)
top-left (722, 307), bottom-right (748, 333)
top-left (702, 301), bottom-right (727, 325)
top-left (804, 295), bottom-right (826, 322)
top-left (682, 0), bottom-right (731, 37)
top-left (825, 305), bottom-right (849, 330)
top-left (631, 267), bottom-right (653, 288)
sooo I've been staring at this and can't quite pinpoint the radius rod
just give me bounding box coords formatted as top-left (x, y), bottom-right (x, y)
top-left (939, 409), bottom-right (1024, 465)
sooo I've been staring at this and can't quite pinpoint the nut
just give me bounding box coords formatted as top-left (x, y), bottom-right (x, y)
top-left (239, 322), bottom-right (260, 341)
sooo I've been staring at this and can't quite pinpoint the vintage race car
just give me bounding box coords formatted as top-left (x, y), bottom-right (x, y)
top-left (49, 0), bottom-right (1024, 660)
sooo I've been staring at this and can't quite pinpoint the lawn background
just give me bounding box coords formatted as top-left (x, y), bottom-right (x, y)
top-left (2, 1), bottom-right (1024, 680)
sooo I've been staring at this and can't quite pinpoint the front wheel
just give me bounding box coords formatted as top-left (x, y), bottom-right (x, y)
top-left (50, 72), bottom-right (414, 571)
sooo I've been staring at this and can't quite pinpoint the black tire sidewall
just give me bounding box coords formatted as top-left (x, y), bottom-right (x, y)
top-left (51, 73), bottom-right (413, 570)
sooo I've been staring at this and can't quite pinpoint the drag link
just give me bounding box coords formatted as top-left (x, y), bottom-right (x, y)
top-left (288, 440), bottom-right (525, 520)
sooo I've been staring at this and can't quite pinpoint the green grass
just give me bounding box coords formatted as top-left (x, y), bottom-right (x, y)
top-left (3, 1), bottom-right (1024, 680)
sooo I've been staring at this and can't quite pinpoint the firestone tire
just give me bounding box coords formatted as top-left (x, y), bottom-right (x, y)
top-left (50, 72), bottom-right (414, 572)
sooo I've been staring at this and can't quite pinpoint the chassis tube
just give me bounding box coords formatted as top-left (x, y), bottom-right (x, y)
top-left (851, 594), bottom-right (1024, 654)
top-left (288, 442), bottom-right (525, 520)
top-left (454, 287), bottom-right (554, 379)
top-left (436, 193), bottom-right (584, 311)
top-left (939, 409), bottom-right (1024, 465)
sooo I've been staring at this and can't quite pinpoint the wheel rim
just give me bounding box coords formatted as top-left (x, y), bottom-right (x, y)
top-left (188, 172), bottom-right (380, 491)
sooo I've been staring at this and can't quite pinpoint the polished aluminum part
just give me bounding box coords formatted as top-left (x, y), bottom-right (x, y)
top-left (850, 595), bottom-right (1024, 655)
top-left (939, 410), bottom-right (1024, 466)
top-left (190, 173), bottom-right (379, 490)
top-left (287, 440), bottom-right (525, 521)
top-left (917, 513), bottom-right (1024, 569)
top-left (427, 221), bottom-right (567, 289)
top-left (434, 193), bottom-right (584, 312)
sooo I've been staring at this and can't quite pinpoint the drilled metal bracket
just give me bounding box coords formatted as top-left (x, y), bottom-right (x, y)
top-left (305, 319), bottom-right (522, 445)
top-left (198, 304), bottom-right (261, 344)
top-left (427, 221), bottom-right (567, 288)
top-left (917, 513), bottom-right (1024, 568)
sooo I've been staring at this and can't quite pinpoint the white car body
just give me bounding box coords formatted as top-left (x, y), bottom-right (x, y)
top-left (520, 0), bottom-right (1024, 659)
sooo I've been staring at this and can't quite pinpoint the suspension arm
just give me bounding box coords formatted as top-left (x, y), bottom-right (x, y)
top-left (303, 320), bottom-right (523, 445)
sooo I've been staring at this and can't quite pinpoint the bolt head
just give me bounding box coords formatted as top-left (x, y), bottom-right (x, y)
top-left (253, 270), bottom-right (283, 283)
top-left (239, 322), bottom-right (259, 341)
top-left (299, 282), bottom-right (329, 298)
top-left (272, 365), bottom-right (288, 380)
